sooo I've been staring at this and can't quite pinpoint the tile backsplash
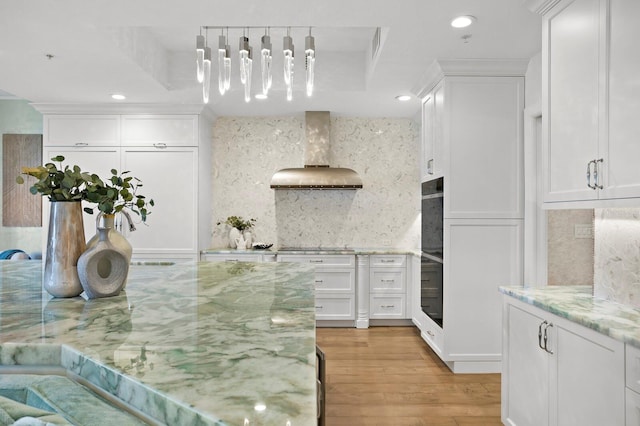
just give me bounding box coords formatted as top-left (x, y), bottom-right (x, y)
top-left (210, 116), bottom-right (420, 249)
top-left (594, 208), bottom-right (640, 308)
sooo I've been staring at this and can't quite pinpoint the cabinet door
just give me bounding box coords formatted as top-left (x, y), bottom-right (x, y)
top-left (44, 115), bottom-right (120, 146)
top-left (551, 323), bottom-right (625, 426)
top-left (600, 0), bottom-right (640, 199)
top-left (543, 0), bottom-right (601, 202)
top-left (121, 115), bottom-right (198, 147)
top-left (503, 304), bottom-right (550, 426)
top-left (445, 77), bottom-right (524, 218)
top-left (43, 146), bottom-right (121, 243)
top-left (121, 147), bottom-right (198, 256)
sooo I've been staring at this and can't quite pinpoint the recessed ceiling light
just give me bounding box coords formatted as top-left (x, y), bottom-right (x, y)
top-left (255, 93), bottom-right (268, 100)
top-left (451, 15), bottom-right (476, 28)
top-left (111, 94), bottom-right (126, 100)
top-left (395, 95), bottom-right (411, 101)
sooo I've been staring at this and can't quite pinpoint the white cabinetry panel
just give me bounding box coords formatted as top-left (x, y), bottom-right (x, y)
top-left (121, 115), bottom-right (198, 147)
top-left (121, 148), bottom-right (198, 256)
top-left (44, 115), bottom-right (120, 146)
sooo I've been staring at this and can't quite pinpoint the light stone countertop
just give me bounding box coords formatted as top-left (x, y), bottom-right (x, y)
top-left (0, 260), bottom-right (317, 426)
top-left (202, 248), bottom-right (421, 256)
top-left (500, 285), bottom-right (640, 349)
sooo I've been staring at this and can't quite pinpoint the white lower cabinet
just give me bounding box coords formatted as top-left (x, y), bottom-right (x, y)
top-left (277, 254), bottom-right (355, 323)
top-left (502, 297), bottom-right (625, 426)
top-left (369, 255), bottom-right (406, 319)
top-left (201, 253), bottom-right (265, 263)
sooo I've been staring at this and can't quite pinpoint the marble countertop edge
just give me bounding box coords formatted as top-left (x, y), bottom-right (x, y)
top-left (500, 285), bottom-right (640, 349)
top-left (202, 248), bottom-right (421, 256)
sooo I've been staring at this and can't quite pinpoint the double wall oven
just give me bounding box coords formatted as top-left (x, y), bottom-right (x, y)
top-left (421, 177), bottom-right (444, 327)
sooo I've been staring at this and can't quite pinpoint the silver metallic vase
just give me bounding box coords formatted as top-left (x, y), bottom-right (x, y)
top-left (78, 227), bottom-right (129, 299)
top-left (43, 201), bottom-right (86, 298)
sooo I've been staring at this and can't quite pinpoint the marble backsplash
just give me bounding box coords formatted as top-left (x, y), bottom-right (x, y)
top-left (594, 208), bottom-right (640, 308)
top-left (547, 209), bottom-right (594, 286)
top-left (210, 115), bottom-right (420, 249)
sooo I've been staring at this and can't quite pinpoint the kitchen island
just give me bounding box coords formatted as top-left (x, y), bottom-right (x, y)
top-left (0, 260), bottom-right (318, 425)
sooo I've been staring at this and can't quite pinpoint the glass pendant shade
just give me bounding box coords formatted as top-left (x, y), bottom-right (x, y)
top-left (239, 36), bottom-right (250, 85)
top-left (203, 46), bottom-right (212, 104)
top-left (283, 35), bottom-right (294, 101)
top-left (224, 45), bottom-right (231, 91)
top-left (196, 34), bottom-right (205, 83)
top-left (260, 34), bottom-right (272, 96)
top-left (305, 34), bottom-right (315, 97)
top-left (244, 51), bottom-right (253, 103)
top-left (217, 35), bottom-right (227, 95)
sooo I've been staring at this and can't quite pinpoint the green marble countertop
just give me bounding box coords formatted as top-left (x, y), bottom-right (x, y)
top-left (0, 261), bottom-right (318, 425)
top-left (500, 285), bottom-right (640, 349)
top-left (202, 247), bottom-right (420, 256)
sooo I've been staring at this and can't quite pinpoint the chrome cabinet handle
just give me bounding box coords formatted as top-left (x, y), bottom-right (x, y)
top-left (381, 304), bottom-right (395, 308)
top-left (587, 160), bottom-right (596, 189)
top-left (74, 142), bottom-right (88, 146)
top-left (538, 321), bottom-right (546, 350)
top-left (543, 323), bottom-right (554, 354)
top-left (427, 159), bottom-right (434, 175)
top-left (380, 279), bottom-right (395, 283)
top-left (309, 259), bottom-right (324, 263)
top-left (315, 280), bottom-right (324, 284)
top-left (315, 305), bottom-right (323, 309)
top-left (426, 330), bottom-right (435, 337)
top-left (594, 158), bottom-right (603, 190)
top-left (153, 143), bottom-right (168, 149)
top-left (224, 259), bottom-right (239, 262)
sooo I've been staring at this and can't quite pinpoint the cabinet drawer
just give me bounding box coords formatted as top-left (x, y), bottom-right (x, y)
top-left (370, 254), bottom-right (406, 267)
top-left (314, 270), bottom-right (354, 292)
top-left (121, 115), bottom-right (198, 147)
top-left (315, 296), bottom-right (354, 320)
top-left (370, 269), bottom-right (405, 292)
top-left (627, 345), bottom-right (640, 393)
top-left (422, 317), bottom-right (444, 354)
top-left (201, 254), bottom-right (262, 262)
top-left (369, 295), bottom-right (406, 319)
top-left (277, 254), bottom-right (355, 268)
top-left (45, 115), bottom-right (120, 146)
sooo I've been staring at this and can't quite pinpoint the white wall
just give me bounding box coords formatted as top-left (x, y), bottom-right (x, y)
top-left (210, 115), bottom-right (420, 249)
top-left (0, 100), bottom-right (43, 253)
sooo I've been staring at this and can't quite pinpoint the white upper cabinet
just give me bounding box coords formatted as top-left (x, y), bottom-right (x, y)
top-left (121, 115), bottom-right (198, 147)
top-left (44, 115), bottom-right (120, 146)
top-left (421, 81), bottom-right (444, 180)
top-left (542, 0), bottom-right (640, 205)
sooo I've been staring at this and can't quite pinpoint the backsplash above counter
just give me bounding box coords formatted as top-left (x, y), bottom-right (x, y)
top-left (594, 208), bottom-right (640, 308)
top-left (210, 116), bottom-right (420, 250)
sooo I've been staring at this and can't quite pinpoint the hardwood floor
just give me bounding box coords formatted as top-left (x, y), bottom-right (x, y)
top-left (316, 326), bottom-right (502, 426)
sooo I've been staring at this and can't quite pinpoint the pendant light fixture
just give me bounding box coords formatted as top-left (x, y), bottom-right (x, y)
top-left (238, 29), bottom-right (253, 103)
top-left (217, 31), bottom-right (229, 95)
top-left (196, 29), bottom-right (205, 83)
top-left (196, 26), bottom-right (315, 103)
top-left (202, 29), bottom-right (212, 103)
top-left (260, 28), bottom-right (273, 96)
top-left (305, 28), bottom-right (315, 97)
top-left (283, 28), bottom-right (295, 102)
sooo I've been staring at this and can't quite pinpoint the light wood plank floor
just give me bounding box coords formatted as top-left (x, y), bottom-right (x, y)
top-left (316, 326), bottom-right (502, 426)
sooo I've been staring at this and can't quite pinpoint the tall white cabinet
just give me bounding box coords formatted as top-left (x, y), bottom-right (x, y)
top-left (34, 105), bottom-right (213, 262)
top-left (413, 60), bottom-right (526, 373)
top-left (540, 0), bottom-right (640, 206)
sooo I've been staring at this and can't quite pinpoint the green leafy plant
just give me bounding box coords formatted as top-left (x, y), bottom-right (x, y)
top-left (85, 169), bottom-right (154, 223)
top-left (217, 216), bottom-right (256, 231)
top-left (16, 155), bottom-right (96, 201)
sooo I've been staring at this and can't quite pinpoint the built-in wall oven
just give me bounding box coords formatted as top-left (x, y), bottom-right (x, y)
top-left (421, 177), bottom-right (444, 327)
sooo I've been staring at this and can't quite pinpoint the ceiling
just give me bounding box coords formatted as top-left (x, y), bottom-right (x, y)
top-left (0, 0), bottom-right (541, 118)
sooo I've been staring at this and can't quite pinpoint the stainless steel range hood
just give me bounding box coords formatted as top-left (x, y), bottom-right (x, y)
top-left (270, 111), bottom-right (363, 189)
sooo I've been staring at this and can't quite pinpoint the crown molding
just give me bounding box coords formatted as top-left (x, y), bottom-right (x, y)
top-left (523, 0), bottom-right (563, 15)
top-left (30, 103), bottom-right (208, 115)
top-left (413, 58), bottom-right (530, 99)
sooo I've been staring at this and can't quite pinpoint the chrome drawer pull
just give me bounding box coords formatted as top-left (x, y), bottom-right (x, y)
top-left (381, 304), bottom-right (395, 308)
top-left (426, 330), bottom-right (435, 337)
top-left (309, 260), bottom-right (324, 263)
top-left (224, 259), bottom-right (239, 262)
top-left (315, 305), bottom-right (323, 309)
top-left (380, 279), bottom-right (395, 283)
top-left (315, 280), bottom-right (324, 283)
top-left (75, 142), bottom-right (88, 146)
top-left (153, 142), bottom-right (168, 149)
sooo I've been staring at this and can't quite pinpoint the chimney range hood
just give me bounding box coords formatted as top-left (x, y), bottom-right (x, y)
top-left (270, 111), bottom-right (363, 190)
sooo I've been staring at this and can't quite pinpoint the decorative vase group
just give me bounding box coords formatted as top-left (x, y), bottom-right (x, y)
top-left (229, 228), bottom-right (253, 249)
top-left (44, 206), bottom-right (132, 299)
